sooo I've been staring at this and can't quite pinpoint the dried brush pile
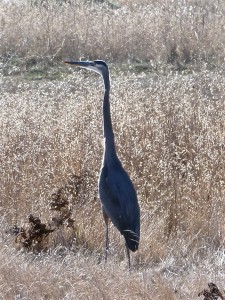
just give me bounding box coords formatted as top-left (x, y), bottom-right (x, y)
top-left (6, 173), bottom-right (94, 251)
top-left (6, 170), bottom-right (99, 252)
top-left (198, 283), bottom-right (224, 300)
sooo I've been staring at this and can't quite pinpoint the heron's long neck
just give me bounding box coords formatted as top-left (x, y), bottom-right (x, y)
top-left (102, 74), bottom-right (117, 161)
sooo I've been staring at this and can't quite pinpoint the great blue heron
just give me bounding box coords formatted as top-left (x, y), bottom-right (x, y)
top-left (65, 60), bottom-right (140, 267)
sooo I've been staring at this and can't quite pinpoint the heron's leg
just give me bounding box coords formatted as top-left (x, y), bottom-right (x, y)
top-left (103, 209), bottom-right (109, 261)
top-left (126, 245), bottom-right (131, 269)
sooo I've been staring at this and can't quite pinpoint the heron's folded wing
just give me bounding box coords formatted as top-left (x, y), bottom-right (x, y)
top-left (103, 166), bottom-right (138, 225)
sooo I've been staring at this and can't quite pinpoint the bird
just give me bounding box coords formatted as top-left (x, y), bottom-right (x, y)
top-left (64, 60), bottom-right (140, 267)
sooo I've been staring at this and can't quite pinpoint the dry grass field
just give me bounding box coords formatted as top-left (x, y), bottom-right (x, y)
top-left (0, 0), bottom-right (225, 299)
top-left (1, 0), bottom-right (225, 66)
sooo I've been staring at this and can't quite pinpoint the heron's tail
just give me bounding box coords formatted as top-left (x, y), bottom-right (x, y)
top-left (123, 230), bottom-right (139, 252)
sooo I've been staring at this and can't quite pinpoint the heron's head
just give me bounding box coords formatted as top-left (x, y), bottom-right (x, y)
top-left (64, 60), bottom-right (109, 78)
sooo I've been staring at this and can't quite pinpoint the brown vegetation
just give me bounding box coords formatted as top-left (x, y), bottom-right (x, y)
top-left (198, 283), bottom-right (224, 300)
top-left (0, 0), bottom-right (225, 299)
top-left (1, 65), bottom-right (224, 298)
top-left (1, 0), bottom-right (225, 67)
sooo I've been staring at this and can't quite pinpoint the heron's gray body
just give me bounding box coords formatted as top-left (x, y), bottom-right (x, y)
top-left (65, 59), bottom-right (140, 263)
top-left (99, 159), bottom-right (140, 251)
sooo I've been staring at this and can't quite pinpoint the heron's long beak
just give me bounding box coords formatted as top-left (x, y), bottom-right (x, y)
top-left (64, 60), bottom-right (94, 67)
